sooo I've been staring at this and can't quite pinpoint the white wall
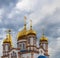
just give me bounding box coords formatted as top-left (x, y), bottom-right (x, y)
top-left (21, 53), bottom-right (31, 58)
top-left (9, 49), bottom-right (19, 58)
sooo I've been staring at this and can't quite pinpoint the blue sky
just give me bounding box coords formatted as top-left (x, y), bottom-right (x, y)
top-left (0, 0), bottom-right (60, 58)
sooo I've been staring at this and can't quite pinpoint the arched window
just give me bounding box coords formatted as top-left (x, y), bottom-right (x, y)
top-left (11, 51), bottom-right (17, 58)
top-left (28, 38), bottom-right (30, 44)
top-left (3, 45), bottom-right (5, 51)
top-left (5, 45), bottom-right (8, 51)
top-left (39, 49), bottom-right (44, 55)
top-left (34, 38), bottom-right (36, 44)
top-left (23, 43), bottom-right (26, 49)
top-left (20, 43), bottom-right (26, 50)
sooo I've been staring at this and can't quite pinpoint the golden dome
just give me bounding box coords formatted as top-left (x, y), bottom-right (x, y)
top-left (40, 35), bottom-right (48, 41)
top-left (3, 30), bottom-right (13, 47)
top-left (27, 29), bottom-right (36, 35)
top-left (3, 37), bottom-right (10, 43)
top-left (40, 28), bottom-right (48, 41)
top-left (27, 20), bottom-right (36, 35)
top-left (40, 32), bottom-right (48, 41)
top-left (17, 29), bottom-right (27, 39)
top-left (17, 16), bottom-right (27, 39)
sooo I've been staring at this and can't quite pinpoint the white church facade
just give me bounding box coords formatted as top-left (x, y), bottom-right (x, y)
top-left (1, 17), bottom-right (49, 58)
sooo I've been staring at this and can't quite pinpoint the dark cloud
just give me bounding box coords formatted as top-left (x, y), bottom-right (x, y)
top-left (0, 0), bottom-right (18, 8)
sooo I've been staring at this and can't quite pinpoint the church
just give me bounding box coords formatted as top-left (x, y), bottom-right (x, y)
top-left (1, 17), bottom-right (49, 58)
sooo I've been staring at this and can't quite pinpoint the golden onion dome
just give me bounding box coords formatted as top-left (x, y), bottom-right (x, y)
top-left (27, 29), bottom-right (36, 35)
top-left (40, 28), bottom-right (48, 41)
top-left (17, 16), bottom-right (27, 39)
top-left (3, 38), bottom-right (13, 47)
top-left (3, 37), bottom-right (10, 43)
top-left (40, 32), bottom-right (48, 41)
top-left (17, 28), bottom-right (27, 39)
top-left (27, 20), bottom-right (36, 35)
top-left (40, 35), bottom-right (48, 41)
top-left (3, 30), bottom-right (13, 47)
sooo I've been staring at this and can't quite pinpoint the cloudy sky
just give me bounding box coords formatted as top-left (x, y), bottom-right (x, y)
top-left (0, 0), bottom-right (60, 58)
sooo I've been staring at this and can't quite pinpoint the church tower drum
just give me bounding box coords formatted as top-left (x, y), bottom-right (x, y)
top-left (27, 20), bottom-right (37, 51)
top-left (2, 30), bottom-right (13, 58)
top-left (39, 30), bottom-right (49, 58)
top-left (17, 16), bottom-right (27, 51)
top-left (26, 20), bottom-right (39, 58)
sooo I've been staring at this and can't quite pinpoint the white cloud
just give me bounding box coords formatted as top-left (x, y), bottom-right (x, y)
top-left (7, 0), bottom-right (60, 27)
top-left (28, 0), bottom-right (60, 26)
top-left (0, 0), bottom-right (60, 58)
top-left (49, 37), bottom-right (60, 58)
top-left (16, 0), bottom-right (38, 11)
